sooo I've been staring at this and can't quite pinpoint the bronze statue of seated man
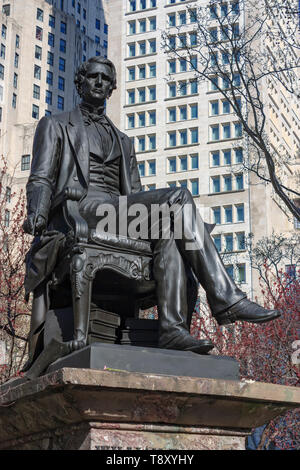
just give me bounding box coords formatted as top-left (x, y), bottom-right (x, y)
top-left (23, 56), bottom-right (280, 370)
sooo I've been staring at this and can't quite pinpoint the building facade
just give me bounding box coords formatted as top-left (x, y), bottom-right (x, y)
top-left (107, 0), bottom-right (300, 298)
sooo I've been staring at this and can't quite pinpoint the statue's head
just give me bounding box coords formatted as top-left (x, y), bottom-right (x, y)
top-left (74, 56), bottom-right (117, 106)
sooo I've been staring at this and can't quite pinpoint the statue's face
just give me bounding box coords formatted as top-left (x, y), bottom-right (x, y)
top-left (81, 62), bottom-right (113, 106)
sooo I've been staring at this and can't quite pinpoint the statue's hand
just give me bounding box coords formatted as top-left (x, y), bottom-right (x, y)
top-left (23, 214), bottom-right (47, 235)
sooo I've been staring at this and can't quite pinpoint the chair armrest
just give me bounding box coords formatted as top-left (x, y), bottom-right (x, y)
top-left (61, 187), bottom-right (88, 243)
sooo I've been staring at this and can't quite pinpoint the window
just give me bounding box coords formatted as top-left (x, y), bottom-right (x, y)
top-left (222, 77), bottom-right (230, 89)
top-left (211, 125), bottom-right (219, 141)
top-left (138, 162), bottom-right (145, 177)
top-left (59, 57), bottom-right (65, 71)
top-left (95, 18), bottom-right (100, 30)
top-left (168, 83), bottom-right (176, 98)
top-left (46, 90), bottom-right (52, 105)
top-left (224, 150), bottom-right (231, 165)
top-left (14, 53), bottom-right (19, 68)
top-left (37, 8), bottom-right (44, 21)
top-left (58, 76), bottom-right (65, 91)
top-left (95, 35), bottom-right (100, 45)
top-left (0, 64), bottom-right (4, 80)
top-left (180, 106), bottom-right (187, 120)
top-left (127, 114), bottom-right (135, 129)
top-left (149, 86), bottom-right (156, 101)
top-left (180, 130), bottom-right (187, 145)
top-left (4, 210), bottom-right (10, 227)
top-left (0, 43), bottom-right (5, 59)
top-left (35, 45), bottom-right (42, 60)
top-left (128, 67), bottom-right (135, 81)
top-left (168, 14), bottom-right (176, 27)
top-left (139, 65), bottom-right (146, 79)
top-left (60, 39), bottom-right (66, 53)
top-left (58, 95), bottom-right (64, 110)
top-left (46, 70), bottom-right (53, 85)
top-left (234, 122), bottom-right (242, 137)
top-left (224, 206), bottom-right (233, 223)
top-left (190, 80), bottom-right (198, 94)
top-left (61, 21), bottom-right (67, 34)
top-left (128, 90), bottom-right (135, 104)
top-left (149, 39), bottom-right (156, 54)
top-left (235, 148), bottom-right (243, 163)
top-left (148, 160), bottom-right (156, 174)
top-left (49, 15), bottom-right (55, 27)
top-left (223, 123), bottom-right (231, 139)
top-left (169, 36), bottom-right (176, 50)
top-left (211, 151), bottom-right (220, 166)
top-left (104, 24), bottom-right (108, 34)
top-left (149, 63), bottom-right (156, 78)
top-left (236, 174), bottom-right (244, 190)
top-left (191, 128), bottom-right (198, 144)
top-left (190, 33), bottom-right (197, 46)
top-left (210, 101), bottom-right (219, 115)
top-left (179, 81), bottom-right (187, 96)
top-left (15, 34), bottom-right (20, 48)
top-left (169, 158), bottom-right (176, 173)
top-left (190, 9), bottom-right (197, 23)
top-left (190, 104), bottom-right (198, 119)
top-left (129, 21), bottom-right (136, 35)
top-left (138, 112), bottom-right (145, 127)
top-left (179, 12), bottom-right (186, 25)
top-left (140, 0), bottom-right (146, 9)
top-left (225, 265), bottom-right (234, 280)
top-left (222, 52), bottom-right (229, 65)
top-left (32, 104), bottom-right (39, 119)
top-left (48, 33), bottom-right (54, 47)
top-left (179, 34), bottom-right (187, 48)
top-left (213, 236), bottom-right (221, 252)
top-left (210, 76), bottom-right (218, 91)
top-left (237, 233), bottom-right (245, 250)
top-left (213, 207), bottom-right (221, 225)
top-left (191, 154), bottom-right (198, 170)
top-left (45, 52), bottom-right (53, 68)
top-left (2, 4), bottom-right (10, 16)
top-left (139, 19), bottom-right (146, 33)
top-left (285, 265), bottom-right (296, 278)
top-left (33, 84), bottom-right (40, 99)
top-left (149, 111), bottom-right (156, 125)
top-left (60, 0), bottom-right (64, 10)
top-left (180, 58), bottom-right (187, 72)
top-left (34, 65), bottom-right (41, 79)
top-left (138, 136), bottom-right (145, 152)
top-left (2, 24), bottom-right (7, 39)
top-left (149, 18), bottom-right (156, 31)
top-left (6, 186), bottom-right (11, 203)
top-left (210, 28), bottom-right (218, 42)
top-left (224, 175), bottom-right (232, 191)
top-left (128, 43), bottom-right (135, 57)
top-left (179, 156), bottom-right (187, 172)
top-left (237, 264), bottom-right (246, 283)
top-left (129, 0), bottom-right (136, 12)
top-left (212, 176), bottom-right (220, 193)
top-left (139, 41), bottom-right (146, 55)
top-left (36, 26), bottom-right (43, 41)
top-left (168, 108), bottom-right (176, 122)
top-left (138, 88), bottom-right (146, 103)
top-left (222, 101), bottom-right (230, 114)
top-left (221, 3), bottom-right (228, 17)
top-left (150, 0), bottom-right (156, 6)
top-left (77, 2), bottom-right (81, 14)
top-left (190, 56), bottom-right (197, 70)
top-left (169, 132), bottom-right (177, 147)
top-left (236, 204), bottom-right (244, 222)
top-left (169, 60), bottom-right (176, 74)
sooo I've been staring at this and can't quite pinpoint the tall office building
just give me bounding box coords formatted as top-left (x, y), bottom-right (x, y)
top-left (107, 0), bottom-right (300, 297)
top-left (0, 0), bottom-right (109, 184)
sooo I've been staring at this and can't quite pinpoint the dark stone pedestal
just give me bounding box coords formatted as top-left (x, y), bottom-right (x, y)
top-left (1, 365), bottom-right (299, 450)
top-left (47, 343), bottom-right (240, 380)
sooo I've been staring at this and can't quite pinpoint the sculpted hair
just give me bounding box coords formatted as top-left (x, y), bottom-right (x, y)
top-left (74, 56), bottom-right (117, 97)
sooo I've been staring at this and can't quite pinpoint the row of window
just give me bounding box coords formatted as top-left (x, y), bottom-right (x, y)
top-left (167, 32), bottom-right (198, 50)
top-left (168, 56), bottom-right (198, 74)
top-left (225, 263), bottom-right (246, 283)
top-left (128, 0), bottom-right (157, 12)
top-left (127, 63), bottom-right (156, 81)
top-left (34, 59), bottom-right (66, 84)
top-left (127, 110), bottom-right (156, 129)
top-left (167, 178), bottom-right (200, 196)
top-left (37, 6), bottom-right (105, 32)
top-left (168, 154), bottom-right (199, 173)
top-left (210, 2), bottom-right (240, 19)
top-left (128, 39), bottom-right (157, 57)
top-left (209, 122), bottom-right (242, 141)
top-left (211, 174), bottom-right (244, 193)
top-left (167, 9), bottom-right (197, 27)
top-left (213, 232), bottom-right (245, 253)
top-left (128, 17), bottom-right (156, 35)
top-left (209, 98), bottom-right (241, 116)
top-left (127, 86), bottom-right (156, 104)
top-left (212, 204), bottom-right (245, 225)
top-left (36, 50), bottom-right (66, 71)
top-left (208, 24), bottom-right (240, 44)
top-left (167, 80), bottom-right (198, 98)
top-left (167, 128), bottom-right (199, 147)
top-left (209, 73), bottom-right (241, 92)
top-left (210, 148), bottom-right (243, 167)
top-left (167, 104), bottom-right (198, 122)
top-left (134, 134), bottom-right (157, 152)
top-left (36, 27), bottom-right (67, 53)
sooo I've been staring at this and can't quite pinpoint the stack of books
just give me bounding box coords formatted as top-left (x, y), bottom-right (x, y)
top-left (119, 318), bottom-right (159, 348)
top-left (87, 308), bottom-right (121, 345)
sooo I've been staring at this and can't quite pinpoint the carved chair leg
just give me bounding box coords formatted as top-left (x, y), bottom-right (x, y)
top-left (72, 278), bottom-right (92, 347)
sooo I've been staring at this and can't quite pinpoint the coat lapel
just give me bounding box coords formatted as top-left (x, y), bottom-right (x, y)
top-left (66, 106), bottom-right (89, 189)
